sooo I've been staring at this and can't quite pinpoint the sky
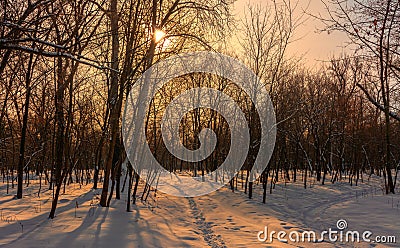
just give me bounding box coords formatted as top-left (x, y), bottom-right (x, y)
top-left (233, 0), bottom-right (349, 67)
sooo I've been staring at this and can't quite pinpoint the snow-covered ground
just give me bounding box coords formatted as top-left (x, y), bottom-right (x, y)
top-left (0, 173), bottom-right (399, 248)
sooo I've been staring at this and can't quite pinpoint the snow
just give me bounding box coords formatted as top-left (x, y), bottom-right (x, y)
top-left (0, 173), bottom-right (399, 247)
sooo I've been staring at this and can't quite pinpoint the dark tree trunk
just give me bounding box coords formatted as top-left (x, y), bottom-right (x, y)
top-left (16, 52), bottom-right (34, 199)
top-left (100, 0), bottom-right (120, 207)
top-left (49, 57), bottom-right (67, 219)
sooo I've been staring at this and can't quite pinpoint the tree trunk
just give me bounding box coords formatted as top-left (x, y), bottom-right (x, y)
top-left (49, 57), bottom-right (67, 219)
top-left (100, 0), bottom-right (120, 207)
top-left (16, 52), bottom-right (34, 199)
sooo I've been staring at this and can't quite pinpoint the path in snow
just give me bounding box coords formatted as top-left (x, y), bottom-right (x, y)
top-left (188, 198), bottom-right (226, 248)
top-left (0, 173), bottom-right (398, 247)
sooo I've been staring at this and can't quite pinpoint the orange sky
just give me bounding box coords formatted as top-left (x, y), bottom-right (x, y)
top-left (233, 0), bottom-right (349, 67)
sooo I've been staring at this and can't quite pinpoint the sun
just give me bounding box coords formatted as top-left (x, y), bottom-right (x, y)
top-left (154, 29), bottom-right (166, 43)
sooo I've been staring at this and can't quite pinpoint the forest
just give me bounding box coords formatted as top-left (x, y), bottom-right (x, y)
top-left (0, 0), bottom-right (399, 232)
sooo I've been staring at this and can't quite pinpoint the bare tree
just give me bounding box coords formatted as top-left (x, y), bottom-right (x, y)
top-left (321, 0), bottom-right (399, 193)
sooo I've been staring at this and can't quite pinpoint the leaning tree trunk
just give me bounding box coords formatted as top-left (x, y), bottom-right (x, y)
top-left (49, 57), bottom-right (67, 219)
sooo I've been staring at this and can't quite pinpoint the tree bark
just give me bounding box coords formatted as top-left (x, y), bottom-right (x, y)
top-left (100, 0), bottom-right (120, 207)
